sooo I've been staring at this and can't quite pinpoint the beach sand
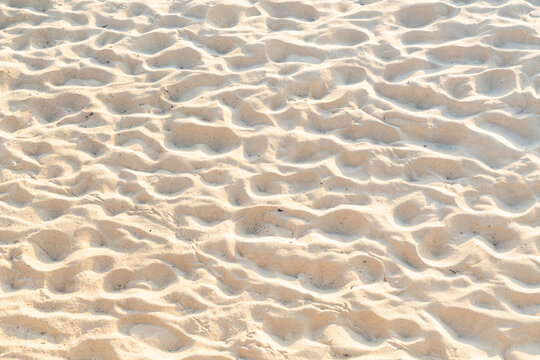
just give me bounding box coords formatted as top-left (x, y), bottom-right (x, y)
top-left (0, 0), bottom-right (539, 359)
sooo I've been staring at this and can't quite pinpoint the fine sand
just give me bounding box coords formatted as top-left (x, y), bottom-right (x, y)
top-left (1, 0), bottom-right (540, 359)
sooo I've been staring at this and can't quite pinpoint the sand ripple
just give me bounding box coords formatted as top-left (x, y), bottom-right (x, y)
top-left (0, 0), bottom-right (539, 359)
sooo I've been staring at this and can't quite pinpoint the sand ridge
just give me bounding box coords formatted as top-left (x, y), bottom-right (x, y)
top-left (0, 0), bottom-right (539, 359)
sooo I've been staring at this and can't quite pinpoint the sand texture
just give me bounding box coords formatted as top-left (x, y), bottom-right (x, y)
top-left (1, 0), bottom-right (540, 359)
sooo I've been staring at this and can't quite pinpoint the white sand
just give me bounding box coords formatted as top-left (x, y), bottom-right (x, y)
top-left (1, 0), bottom-right (539, 359)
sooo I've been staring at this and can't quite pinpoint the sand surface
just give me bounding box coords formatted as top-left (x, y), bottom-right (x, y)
top-left (1, 0), bottom-right (540, 359)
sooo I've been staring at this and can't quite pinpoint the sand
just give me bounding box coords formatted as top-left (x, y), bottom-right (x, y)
top-left (0, 0), bottom-right (539, 359)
